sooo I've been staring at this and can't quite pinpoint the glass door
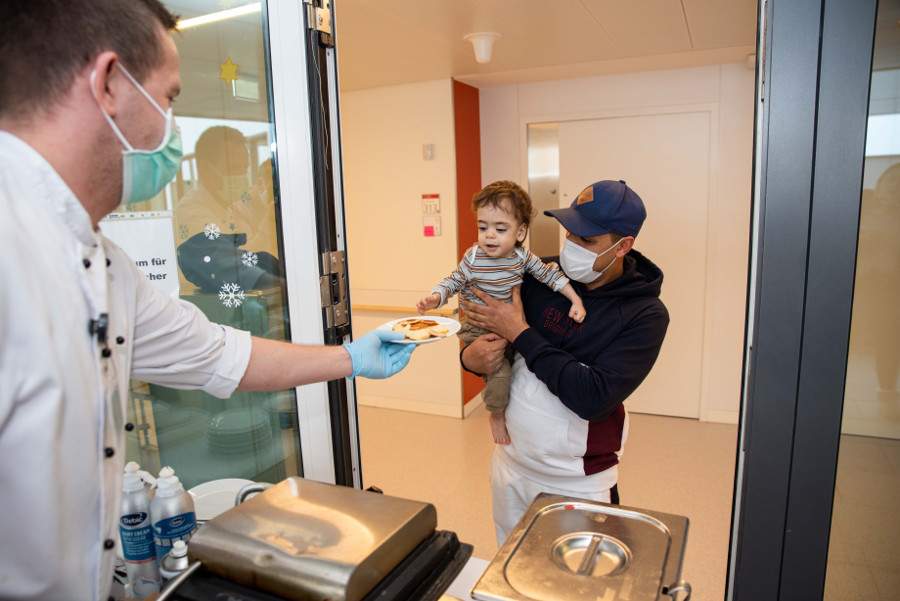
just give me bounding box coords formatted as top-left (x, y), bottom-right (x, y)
top-left (729, 0), bottom-right (882, 598)
top-left (103, 0), bottom-right (347, 491)
top-left (824, 1), bottom-right (900, 597)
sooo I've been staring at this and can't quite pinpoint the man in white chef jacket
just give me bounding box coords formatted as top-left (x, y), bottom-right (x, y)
top-left (0, 1), bottom-right (414, 600)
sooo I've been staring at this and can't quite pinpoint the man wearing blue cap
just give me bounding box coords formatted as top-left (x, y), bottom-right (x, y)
top-left (461, 180), bottom-right (669, 544)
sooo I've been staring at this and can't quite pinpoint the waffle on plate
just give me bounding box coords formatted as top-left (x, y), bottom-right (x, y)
top-left (392, 318), bottom-right (451, 341)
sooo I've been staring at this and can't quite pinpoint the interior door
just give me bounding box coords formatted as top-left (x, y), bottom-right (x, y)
top-left (105, 0), bottom-right (355, 493)
top-left (558, 110), bottom-right (713, 418)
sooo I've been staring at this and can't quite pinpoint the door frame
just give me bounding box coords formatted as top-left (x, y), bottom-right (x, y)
top-left (266, 0), bottom-right (338, 484)
top-left (728, 0), bottom-right (877, 599)
top-left (266, 0), bottom-right (361, 487)
top-left (519, 103), bottom-right (723, 423)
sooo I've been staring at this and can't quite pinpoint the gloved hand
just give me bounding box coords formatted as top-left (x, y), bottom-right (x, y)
top-left (343, 330), bottom-right (416, 379)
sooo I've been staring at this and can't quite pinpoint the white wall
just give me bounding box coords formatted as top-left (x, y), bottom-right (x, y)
top-left (341, 79), bottom-right (465, 417)
top-left (480, 64), bottom-right (754, 423)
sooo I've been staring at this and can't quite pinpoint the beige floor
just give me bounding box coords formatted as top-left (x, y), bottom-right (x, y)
top-left (358, 403), bottom-right (738, 601)
top-left (824, 434), bottom-right (900, 601)
top-left (824, 350), bottom-right (900, 601)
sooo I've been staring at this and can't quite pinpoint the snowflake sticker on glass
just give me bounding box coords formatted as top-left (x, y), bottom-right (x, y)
top-left (242, 251), bottom-right (258, 268)
top-left (219, 282), bottom-right (244, 308)
top-left (204, 223), bottom-right (221, 240)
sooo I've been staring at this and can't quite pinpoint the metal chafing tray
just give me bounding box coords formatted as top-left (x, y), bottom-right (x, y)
top-left (472, 493), bottom-right (691, 601)
top-left (179, 477), bottom-right (461, 601)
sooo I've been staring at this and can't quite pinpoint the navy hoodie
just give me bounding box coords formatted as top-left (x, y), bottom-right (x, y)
top-left (511, 249), bottom-right (669, 475)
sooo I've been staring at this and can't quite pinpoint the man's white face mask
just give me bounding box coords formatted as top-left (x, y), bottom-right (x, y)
top-left (559, 237), bottom-right (625, 283)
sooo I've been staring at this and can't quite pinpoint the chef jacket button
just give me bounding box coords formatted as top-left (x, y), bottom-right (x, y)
top-left (116, 336), bottom-right (125, 345)
top-left (83, 258), bottom-right (91, 268)
top-left (104, 538), bottom-right (115, 550)
top-left (125, 422), bottom-right (134, 432)
top-left (106, 258), bottom-right (111, 267)
top-left (104, 447), bottom-right (115, 458)
top-left (102, 348), bottom-right (112, 358)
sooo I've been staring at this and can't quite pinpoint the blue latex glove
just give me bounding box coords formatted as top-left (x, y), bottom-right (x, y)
top-left (343, 330), bottom-right (416, 379)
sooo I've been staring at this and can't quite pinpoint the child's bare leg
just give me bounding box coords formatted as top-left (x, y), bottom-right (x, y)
top-left (480, 347), bottom-right (512, 445)
top-left (489, 411), bottom-right (511, 445)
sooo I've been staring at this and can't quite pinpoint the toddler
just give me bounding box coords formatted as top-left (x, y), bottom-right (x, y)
top-left (417, 181), bottom-right (585, 444)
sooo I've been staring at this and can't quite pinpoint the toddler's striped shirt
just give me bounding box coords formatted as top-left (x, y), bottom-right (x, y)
top-left (432, 244), bottom-right (569, 307)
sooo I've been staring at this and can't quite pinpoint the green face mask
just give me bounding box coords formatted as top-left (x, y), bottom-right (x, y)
top-left (90, 64), bottom-right (183, 205)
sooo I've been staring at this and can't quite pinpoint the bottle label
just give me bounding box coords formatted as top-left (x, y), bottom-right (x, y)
top-left (120, 514), bottom-right (155, 563)
top-left (152, 511), bottom-right (197, 560)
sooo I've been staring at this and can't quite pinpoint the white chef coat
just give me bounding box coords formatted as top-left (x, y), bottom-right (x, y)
top-left (0, 132), bottom-right (253, 601)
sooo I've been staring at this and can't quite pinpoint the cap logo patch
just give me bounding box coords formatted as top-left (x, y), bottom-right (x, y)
top-left (576, 188), bottom-right (594, 205)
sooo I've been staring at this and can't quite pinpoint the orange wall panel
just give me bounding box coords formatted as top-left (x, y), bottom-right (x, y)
top-left (453, 80), bottom-right (485, 405)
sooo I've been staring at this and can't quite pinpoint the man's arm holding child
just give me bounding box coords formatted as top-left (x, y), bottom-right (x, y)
top-left (460, 332), bottom-right (509, 376)
top-left (462, 285), bottom-right (667, 421)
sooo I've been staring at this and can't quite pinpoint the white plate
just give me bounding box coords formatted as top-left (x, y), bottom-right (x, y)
top-left (188, 478), bottom-right (254, 521)
top-left (376, 316), bottom-right (461, 345)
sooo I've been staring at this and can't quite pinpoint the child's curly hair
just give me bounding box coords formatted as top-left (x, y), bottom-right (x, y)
top-left (472, 181), bottom-right (535, 246)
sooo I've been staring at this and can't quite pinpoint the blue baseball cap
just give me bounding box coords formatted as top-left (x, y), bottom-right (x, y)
top-left (544, 180), bottom-right (646, 238)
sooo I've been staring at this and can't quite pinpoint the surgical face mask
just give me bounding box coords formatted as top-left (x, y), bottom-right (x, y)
top-left (90, 64), bottom-right (183, 205)
top-left (559, 237), bottom-right (624, 283)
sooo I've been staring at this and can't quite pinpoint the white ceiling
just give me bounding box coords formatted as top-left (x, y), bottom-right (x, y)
top-left (167, 0), bottom-right (759, 119)
top-left (166, 0), bottom-right (900, 120)
top-left (333, 0), bottom-right (759, 91)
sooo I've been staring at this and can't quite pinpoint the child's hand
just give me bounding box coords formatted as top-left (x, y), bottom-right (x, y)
top-left (416, 293), bottom-right (440, 315)
top-left (569, 303), bottom-right (586, 323)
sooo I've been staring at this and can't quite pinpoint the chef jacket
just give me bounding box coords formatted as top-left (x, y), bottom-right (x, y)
top-left (0, 132), bottom-right (253, 600)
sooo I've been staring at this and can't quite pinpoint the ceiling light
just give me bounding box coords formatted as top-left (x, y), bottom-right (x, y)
top-left (176, 2), bottom-right (261, 30)
top-left (464, 32), bottom-right (501, 64)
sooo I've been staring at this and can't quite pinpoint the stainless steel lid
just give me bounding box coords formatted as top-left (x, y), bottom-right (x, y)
top-left (472, 494), bottom-right (690, 601)
top-left (186, 477), bottom-right (437, 601)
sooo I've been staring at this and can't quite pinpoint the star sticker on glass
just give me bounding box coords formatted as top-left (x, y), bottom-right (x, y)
top-left (219, 57), bottom-right (239, 86)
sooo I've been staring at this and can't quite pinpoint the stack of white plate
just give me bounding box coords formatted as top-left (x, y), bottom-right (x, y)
top-left (206, 408), bottom-right (272, 455)
top-left (156, 407), bottom-right (211, 448)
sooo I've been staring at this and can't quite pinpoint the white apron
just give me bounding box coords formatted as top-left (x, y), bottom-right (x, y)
top-left (490, 354), bottom-right (628, 544)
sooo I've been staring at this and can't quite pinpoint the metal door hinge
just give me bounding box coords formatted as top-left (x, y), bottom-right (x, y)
top-left (319, 250), bottom-right (348, 328)
top-left (304, 0), bottom-right (333, 36)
